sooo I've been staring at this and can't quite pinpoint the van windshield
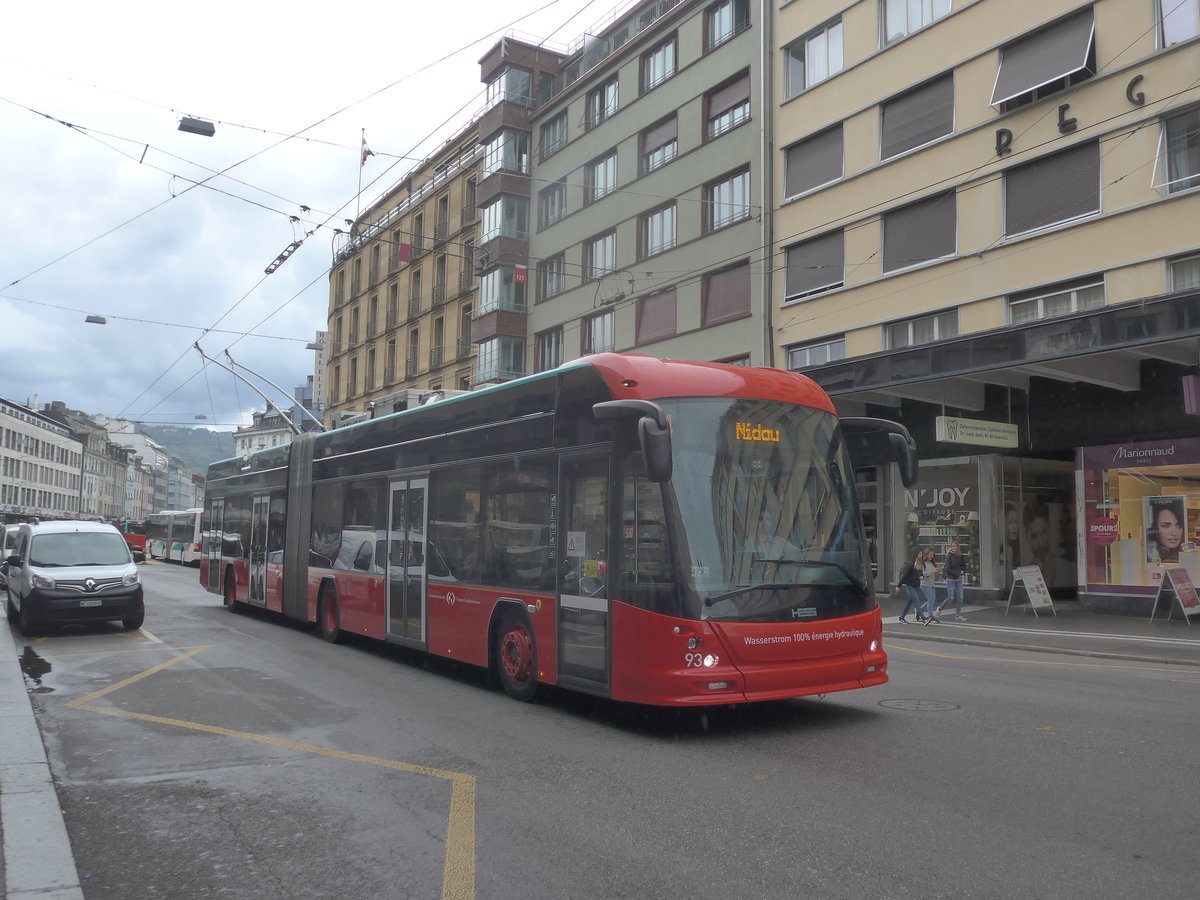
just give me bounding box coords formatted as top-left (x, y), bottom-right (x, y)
top-left (29, 533), bottom-right (132, 567)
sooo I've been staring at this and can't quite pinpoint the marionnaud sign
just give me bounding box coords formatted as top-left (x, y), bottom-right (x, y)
top-left (935, 416), bottom-right (1018, 449)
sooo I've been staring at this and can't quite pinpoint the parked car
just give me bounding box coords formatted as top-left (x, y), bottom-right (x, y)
top-left (0, 524), bottom-right (19, 593)
top-left (3, 521), bottom-right (144, 634)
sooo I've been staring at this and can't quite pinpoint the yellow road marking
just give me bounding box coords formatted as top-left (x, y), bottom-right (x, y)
top-left (68, 646), bottom-right (475, 900)
top-left (888, 640), bottom-right (1200, 674)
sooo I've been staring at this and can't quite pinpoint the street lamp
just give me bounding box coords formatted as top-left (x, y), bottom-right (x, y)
top-left (84, 315), bottom-right (107, 324)
top-left (178, 116), bottom-right (216, 137)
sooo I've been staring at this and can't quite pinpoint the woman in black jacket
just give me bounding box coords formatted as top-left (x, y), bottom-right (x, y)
top-left (895, 547), bottom-right (928, 624)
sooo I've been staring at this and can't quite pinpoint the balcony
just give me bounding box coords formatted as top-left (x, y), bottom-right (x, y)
top-left (411, 237), bottom-right (427, 258)
top-left (383, 366), bottom-right (396, 385)
top-left (348, 328), bottom-right (360, 347)
top-left (429, 345), bottom-right (445, 369)
top-left (432, 283), bottom-right (447, 307)
top-left (408, 297), bottom-right (422, 319)
top-left (461, 203), bottom-right (477, 225)
top-left (364, 373), bottom-right (376, 392)
top-left (366, 317), bottom-right (377, 339)
top-left (459, 269), bottom-right (474, 295)
top-left (386, 309), bottom-right (399, 329)
top-left (368, 264), bottom-right (380, 285)
top-left (405, 357), bottom-right (418, 377)
top-left (434, 221), bottom-right (448, 246)
top-left (456, 338), bottom-right (473, 360)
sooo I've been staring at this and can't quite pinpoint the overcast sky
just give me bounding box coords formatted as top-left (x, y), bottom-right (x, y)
top-left (0, 0), bottom-right (609, 429)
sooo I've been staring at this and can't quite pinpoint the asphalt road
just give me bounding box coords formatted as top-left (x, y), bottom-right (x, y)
top-left (10, 563), bottom-right (1199, 899)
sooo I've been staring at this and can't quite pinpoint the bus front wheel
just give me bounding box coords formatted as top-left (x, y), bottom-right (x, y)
top-left (494, 612), bottom-right (538, 702)
top-left (318, 590), bottom-right (342, 644)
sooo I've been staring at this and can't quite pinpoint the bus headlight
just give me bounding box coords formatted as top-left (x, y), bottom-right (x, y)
top-left (870, 639), bottom-right (879, 652)
top-left (703, 653), bottom-right (718, 667)
top-left (687, 637), bottom-right (702, 650)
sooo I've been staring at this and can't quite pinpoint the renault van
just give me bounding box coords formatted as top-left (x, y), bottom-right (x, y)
top-left (3, 521), bottom-right (144, 634)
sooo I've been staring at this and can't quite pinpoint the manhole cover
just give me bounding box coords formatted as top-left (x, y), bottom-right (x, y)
top-left (879, 699), bottom-right (960, 711)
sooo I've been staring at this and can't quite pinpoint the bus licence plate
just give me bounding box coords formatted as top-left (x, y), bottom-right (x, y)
top-left (80, 599), bottom-right (103, 608)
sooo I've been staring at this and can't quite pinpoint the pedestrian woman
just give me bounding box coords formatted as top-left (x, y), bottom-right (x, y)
top-left (936, 540), bottom-right (966, 621)
top-left (920, 547), bottom-right (939, 624)
top-left (895, 547), bottom-right (928, 624)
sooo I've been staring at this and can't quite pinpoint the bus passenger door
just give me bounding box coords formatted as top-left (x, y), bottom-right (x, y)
top-left (557, 451), bottom-right (611, 692)
top-left (248, 495), bottom-right (269, 607)
top-left (387, 478), bottom-right (428, 645)
top-left (205, 499), bottom-right (224, 593)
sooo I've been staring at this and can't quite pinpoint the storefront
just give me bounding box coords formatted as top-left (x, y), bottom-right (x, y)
top-left (884, 455), bottom-right (1076, 601)
top-left (1078, 437), bottom-right (1200, 614)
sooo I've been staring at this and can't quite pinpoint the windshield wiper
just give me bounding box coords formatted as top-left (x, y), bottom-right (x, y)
top-left (752, 558), bottom-right (866, 592)
top-left (704, 582), bottom-right (804, 606)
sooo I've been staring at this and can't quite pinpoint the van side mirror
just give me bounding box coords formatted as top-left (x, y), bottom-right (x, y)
top-left (593, 399), bottom-right (672, 482)
top-left (839, 417), bottom-right (919, 487)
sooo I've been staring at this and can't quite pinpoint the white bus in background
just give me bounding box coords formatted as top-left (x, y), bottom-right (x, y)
top-left (146, 508), bottom-right (204, 565)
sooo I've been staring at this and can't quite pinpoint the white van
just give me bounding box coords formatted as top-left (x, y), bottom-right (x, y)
top-left (3, 521), bottom-right (144, 634)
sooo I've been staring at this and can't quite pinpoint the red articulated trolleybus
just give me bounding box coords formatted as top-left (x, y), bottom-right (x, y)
top-left (200, 354), bottom-right (916, 706)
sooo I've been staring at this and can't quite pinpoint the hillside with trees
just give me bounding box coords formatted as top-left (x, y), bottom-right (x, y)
top-left (138, 425), bottom-right (235, 475)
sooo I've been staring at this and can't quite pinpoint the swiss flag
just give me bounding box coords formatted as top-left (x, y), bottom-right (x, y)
top-left (398, 243), bottom-right (412, 262)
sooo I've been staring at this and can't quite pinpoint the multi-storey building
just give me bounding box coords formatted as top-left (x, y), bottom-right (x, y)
top-left (327, 122), bottom-right (480, 420)
top-left (0, 398), bottom-right (84, 522)
top-left (772, 0), bottom-right (1200, 611)
top-left (484, 0), bottom-right (769, 376)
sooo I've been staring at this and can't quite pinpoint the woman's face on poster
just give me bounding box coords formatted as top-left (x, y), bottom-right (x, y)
top-left (1006, 507), bottom-right (1020, 541)
top-left (1156, 507), bottom-right (1184, 550)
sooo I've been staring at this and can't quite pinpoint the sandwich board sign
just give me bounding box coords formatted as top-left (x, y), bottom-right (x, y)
top-left (1005, 565), bottom-right (1056, 618)
top-left (1151, 567), bottom-right (1200, 625)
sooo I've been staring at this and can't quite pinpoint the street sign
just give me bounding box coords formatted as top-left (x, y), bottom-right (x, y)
top-left (1151, 567), bottom-right (1200, 624)
top-left (1006, 565), bottom-right (1056, 618)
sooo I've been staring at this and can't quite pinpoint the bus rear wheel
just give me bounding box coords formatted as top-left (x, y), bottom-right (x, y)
top-left (494, 612), bottom-right (538, 702)
top-left (318, 590), bottom-right (342, 644)
top-left (224, 572), bottom-right (239, 613)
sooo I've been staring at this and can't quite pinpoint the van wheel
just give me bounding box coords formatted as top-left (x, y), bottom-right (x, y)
top-left (5, 593), bottom-right (16, 624)
top-left (122, 607), bottom-right (145, 631)
top-left (494, 611), bottom-right (538, 702)
top-left (17, 600), bottom-right (39, 637)
top-left (318, 590), bottom-right (342, 644)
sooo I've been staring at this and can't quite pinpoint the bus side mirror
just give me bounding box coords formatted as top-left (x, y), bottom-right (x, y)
top-left (593, 399), bottom-right (673, 483)
top-left (839, 417), bottom-right (919, 488)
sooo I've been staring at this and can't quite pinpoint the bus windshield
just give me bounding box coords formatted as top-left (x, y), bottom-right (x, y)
top-left (661, 397), bottom-right (870, 623)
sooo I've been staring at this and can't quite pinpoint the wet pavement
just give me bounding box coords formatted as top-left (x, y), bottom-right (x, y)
top-left (3, 596), bottom-right (1199, 898)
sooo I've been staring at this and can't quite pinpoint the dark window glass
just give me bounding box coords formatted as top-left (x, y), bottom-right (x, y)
top-left (882, 191), bottom-right (956, 272)
top-left (1005, 140), bottom-right (1100, 236)
top-left (881, 74), bottom-right (954, 159)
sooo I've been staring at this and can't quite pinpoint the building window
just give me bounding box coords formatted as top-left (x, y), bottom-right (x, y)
top-left (641, 204), bottom-right (676, 259)
top-left (477, 266), bottom-right (527, 315)
top-left (880, 73), bottom-right (954, 160)
top-left (882, 0), bottom-right (951, 46)
top-left (1170, 253), bottom-right (1200, 291)
top-left (586, 78), bottom-right (619, 129)
top-left (636, 288), bottom-right (677, 345)
top-left (541, 112), bottom-right (568, 159)
top-left (706, 168), bottom-right (751, 231)
top-left (785, 18), bottom-right (843, 98)
top-left (585, 151), bottom-right (617, 204)
top-left (476, 336), bottom-right (525, 381)
top-left (641, 116), bottom-right (678, 174)
top-left (584, 310), bottom-right (615, 354)
top-left (786, 336), bottom-right (846, 371)
top-left (1160, 0), bottom-right (1199, 46)
top-left (482, 129), bottom-right (530, 176)
top-left (705, 70), bottom-right (751, 140)
top-left (882, 191), bottom-right (956, 273)
top-left (485, 66), bottom-right (533, 110)
top-left (784, 124), bottom-right (843, 197)
top-left (1005, 140), bottom-right (1100, 237)
top-left (642, 38), bottom-right (677, 93)
top-left (1008, 277), bottom-right (1104, 325)
top-left (587, 231), bottom-right (616, 279)
top-left (702, 260), bottom-right (751, 326)
top-left (1156, 106), bottom-right (1200, 194)
top-left (535, 328), bottom-right (563, 372)
top-left (887, 310), bottom-right (958, 348)
top-left (785, 231), bottom-right (844, 300)
top-left (480, 196), bottom-right (529, 243)
top-left (990, 8), bottom-right (1095, 110)
top-left (706, 0), bottom-right (750, 50)
top-left (539, 181), bottom-right (567, 229)
top-left (539, 254), bottom-right (566, 300)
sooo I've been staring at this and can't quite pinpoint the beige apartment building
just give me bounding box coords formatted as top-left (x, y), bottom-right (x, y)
top-left (774, 0), bottom-right (1200, 611)
top-left (328, 124), bottom-right (480, 422)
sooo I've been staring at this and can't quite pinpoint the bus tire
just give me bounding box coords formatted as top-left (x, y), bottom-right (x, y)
top-left (224, 571), bottom-right (240, 613)
top-left (318, 589), bottom-right (342, 644)
top-left (494, 610), bottom-right (538, 702)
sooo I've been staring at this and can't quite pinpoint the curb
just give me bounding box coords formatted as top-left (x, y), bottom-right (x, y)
top-left (883, 626), bottom-right (1200, 668)
top-left (0, 615), bottom-right (85, 899)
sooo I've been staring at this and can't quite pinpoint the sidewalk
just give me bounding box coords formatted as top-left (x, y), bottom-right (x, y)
top-left (879, 593), bottom-right (1200, 667)
top-left (1, 612), bottom-right (85, 899)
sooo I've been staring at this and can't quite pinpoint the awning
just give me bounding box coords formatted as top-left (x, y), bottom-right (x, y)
top-left (990, 8), bottom-right (1095, 107)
